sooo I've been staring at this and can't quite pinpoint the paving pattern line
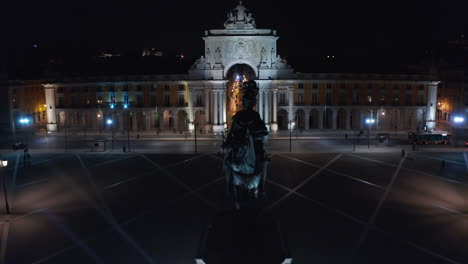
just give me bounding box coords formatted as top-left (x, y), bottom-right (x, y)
top-left (90, 153), bottom-right (140, 168)
top-left (75, 154), bottom-right (156, 264)
top-left (33, 175), bottom-right (226, 264)
top-left (415, 153), bottom-right (465, 166)
top-left (140, 154), bottom-right (218, 210)
top-left (352, 152), bottom-right (407, 256)
top-left (266, 179), bottom-right (366, 225)
top-left (277, 153), bottom-right (384, 189)
top-left (266, 162), bottom-right (463, 264)
top-left (371, 225), bottom-right (462, 264)
top-left (41, 209), bottom-right (105, 264)
top-left (267, 153), bottom-right (343, 210)
top-left (346, 152), bottom-right (468, 187)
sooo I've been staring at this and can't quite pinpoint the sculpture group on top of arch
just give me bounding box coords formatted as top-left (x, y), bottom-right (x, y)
top-left (224, 1), bottom-right (256, 30)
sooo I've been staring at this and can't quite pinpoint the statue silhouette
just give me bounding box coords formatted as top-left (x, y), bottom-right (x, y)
top-left (223, 80), bottom-right (269, 209)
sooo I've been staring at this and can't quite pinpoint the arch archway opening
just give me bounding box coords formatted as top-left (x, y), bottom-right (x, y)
top-left (225, 64), bottom-right (256, 128)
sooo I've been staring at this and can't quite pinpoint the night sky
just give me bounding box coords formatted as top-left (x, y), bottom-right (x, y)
top-left (6, 0), bottom-right (468, 77)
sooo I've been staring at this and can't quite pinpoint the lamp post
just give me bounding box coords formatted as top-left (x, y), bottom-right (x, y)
top-left (107, 118), bottom-right (114, 151)
top-left (289, 120), bottom-right (295, 152)
top-left (194, 122), bottom-right (198, 153)
top-left (19, 117), bottom-right (31, 147)
top-left (123, 102), bottom-right (131, 152)
top-left (1, 159), bottom-right (10, 215)
top-left (452, 115), bottom-right (465, 145)
top-left (353, 127), bottom-right (357, 151)
top-left (365, 118), bottom-right (375, 149)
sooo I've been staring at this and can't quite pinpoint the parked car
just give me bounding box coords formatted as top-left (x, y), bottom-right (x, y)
top-left (465, 141), bottom-right (468, 147)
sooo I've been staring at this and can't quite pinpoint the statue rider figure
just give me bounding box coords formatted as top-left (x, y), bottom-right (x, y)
top-left (223, 80), bottom-right (268, 207)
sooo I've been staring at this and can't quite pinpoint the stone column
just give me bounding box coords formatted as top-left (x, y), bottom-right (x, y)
top-left (188, 88), bottom-right (194, 131)
top-left (345, 110), bottom-right (351, 130)
top-left (205, 89), bottom-right (210, 123)
top-left (426, 83), bottom-right (437, 131)
top-left (332, 109), bottom-right (338, 130)
top-left (265, 90), bottom-right (270, 124)
top-left (271, 89), bottom-right (278, 132)
top-left (213, 90), bottom-right (219, 125)
top-left (259, 89), bottom-right (264, 120)
top-left (221, 90), bottom-right (226, 125)
top-left (288, 88), bottom-right (294, 122)
top-left (318, 109), bottom-right (324, 129)
top-left (305, 110), bottom-right (310, 130)
top-left (146, 112), bottom-right (151, 131)
top-left (43, 84), bottom-right (57, 131)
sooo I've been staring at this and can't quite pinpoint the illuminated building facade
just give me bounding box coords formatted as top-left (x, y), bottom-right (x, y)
top-left (8, 2), bottom-right (440, 135)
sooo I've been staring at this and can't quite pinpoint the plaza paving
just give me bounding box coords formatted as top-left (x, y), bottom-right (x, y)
top-left (0, 150), bottom-right (467, 263)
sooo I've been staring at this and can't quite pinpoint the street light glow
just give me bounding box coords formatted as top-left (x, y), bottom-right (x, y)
top-left (1, 159), bottom-right (8, 167)
top-left (123, 103), bottom-right (129, 109)
top-left (110, 103), bottom-right (115, 109)
top-left (107, 119), bottom-right (113, 125)
top-left (365, 118), bottom-right (375, 124)
top-left (19, 118), bottom-right (30, 124)
top-left (454, 116), bottom-right (465, 123)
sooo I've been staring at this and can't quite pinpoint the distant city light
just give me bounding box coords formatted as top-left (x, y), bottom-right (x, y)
top-left (107, 119), bottom-right (113, 125)
top-left (33, 44), bottom-right (38, 48)
top-left (97, 114), bottom-right (101, 118)
top-left (123, 103), bottom-right (129, 109)
top-left (453, 116), bottom-right (465, 123)
top-left (19, 118), bottom-right (30, 124)
top-left (110, 103), bottom-right (115, 109)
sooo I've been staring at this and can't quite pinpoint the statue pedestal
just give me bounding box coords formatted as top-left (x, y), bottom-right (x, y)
top-left (213, 125), bottom-right (225, 134)
top-left (259, 62), bottom-right (269, 69)
top-left (270, 123), bottom-right (278, 132)
top-left (204, 124), bottom-right (212, 133)
top-left (47, 124), bottom-right (57, 132)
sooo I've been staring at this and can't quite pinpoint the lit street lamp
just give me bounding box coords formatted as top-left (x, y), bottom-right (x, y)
top-left (288, 120), bottom-right (295, 152)
top-left (1, 158), bottom-right (10, 215)
top-left (18, 117), bottom-right (31, 146)
top-left (107, 118), bottom-right (114, 151)
top-left (365, 118), bottom-right (375, 149)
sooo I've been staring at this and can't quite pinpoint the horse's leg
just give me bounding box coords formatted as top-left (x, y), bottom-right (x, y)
top-left (225, 163), bottom-right (232, 196)
top-left (233, 185), bottom-right (241, 210)
top-left (259, 161), bottom-right (267, 193)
